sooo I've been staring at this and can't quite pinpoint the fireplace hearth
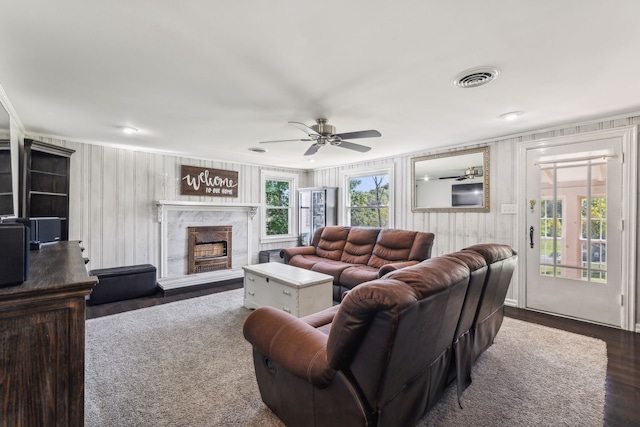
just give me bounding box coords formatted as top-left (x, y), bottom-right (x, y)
top-left (188, 226), bottom-right (232, 274)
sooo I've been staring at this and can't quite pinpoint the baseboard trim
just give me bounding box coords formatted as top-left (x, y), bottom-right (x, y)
top-left (504, 298), bottom-right (517, 307)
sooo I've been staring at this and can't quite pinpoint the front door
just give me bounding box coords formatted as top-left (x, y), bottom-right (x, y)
top-left (524, 136), bottom-right (624, 327)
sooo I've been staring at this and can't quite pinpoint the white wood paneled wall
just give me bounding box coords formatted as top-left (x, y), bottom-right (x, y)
top-left (29, 136), bottom-right (306, 271)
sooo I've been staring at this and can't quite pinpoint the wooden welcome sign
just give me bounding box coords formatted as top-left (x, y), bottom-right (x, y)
top-left (180, 165), bottom-right (238, 197)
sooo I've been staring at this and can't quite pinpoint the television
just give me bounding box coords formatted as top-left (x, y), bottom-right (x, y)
top-left (451, 182), bottom-right (483, 207)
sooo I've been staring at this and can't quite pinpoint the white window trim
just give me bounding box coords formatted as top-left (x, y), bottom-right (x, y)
top-left (340, 164), bottom-right (394, 228)
top-left (260, 170), bottom-right (298, 243)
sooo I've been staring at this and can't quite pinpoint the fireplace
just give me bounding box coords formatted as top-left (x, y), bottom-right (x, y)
top-left (188, 226), bottom-right (232, 274)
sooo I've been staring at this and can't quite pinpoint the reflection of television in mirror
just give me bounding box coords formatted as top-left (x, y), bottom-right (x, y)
top-left (452, 183), bottom-right (483, 207)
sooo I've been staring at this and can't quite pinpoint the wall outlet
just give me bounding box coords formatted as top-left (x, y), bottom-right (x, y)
top-left (501, 204), bottom-right (518, 214)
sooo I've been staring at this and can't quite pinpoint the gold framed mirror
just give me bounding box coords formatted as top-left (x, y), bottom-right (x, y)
top-left (411, 146), bottom-right (490, 212)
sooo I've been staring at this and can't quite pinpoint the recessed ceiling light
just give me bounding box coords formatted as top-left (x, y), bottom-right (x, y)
top-left (452, 67), bottom-right (501, 88)
top-left (500, 111), bottom-right (523, 120)
top-left (308, 159), bottom-right (316, 163)
top-left (121, 126), bottom-right (139, 134)
top-left (248, 147), bottom-right (268, 153)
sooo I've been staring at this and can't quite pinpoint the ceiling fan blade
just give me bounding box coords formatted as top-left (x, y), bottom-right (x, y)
top-left (304, 144), bottom-right (320, 156)
top-left (455, 176), bottom-right (468, 181)
top-left (336, 140), bottom-right (371, 153)
top-left (289, 121), bottom-right (321, 137)
top-left (334, 130), bottom-right (381, 140)
top-left (439, 176), bottom-right (462, 180)
top-left (259, 138), bottom-right (312, 144)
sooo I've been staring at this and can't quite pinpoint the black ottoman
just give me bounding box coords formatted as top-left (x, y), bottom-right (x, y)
top-left (88, 264), bottom-right (158, 305)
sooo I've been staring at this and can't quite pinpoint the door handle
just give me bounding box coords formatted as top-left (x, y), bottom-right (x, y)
top-left (529, 226), bottom-right (534, 248)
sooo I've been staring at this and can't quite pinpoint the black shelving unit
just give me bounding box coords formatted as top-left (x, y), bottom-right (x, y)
top-left (0, 140), bottom-right (13, 216)
top-left (21, 139), bottom-right (74, 240)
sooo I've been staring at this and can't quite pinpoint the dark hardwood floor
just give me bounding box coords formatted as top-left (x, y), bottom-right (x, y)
top-left (87, 285), bottom-right (639, 426)
top-left (505, 306), bottom-right (640, 427)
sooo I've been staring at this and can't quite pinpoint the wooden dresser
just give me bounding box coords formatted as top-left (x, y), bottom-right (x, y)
top-left (0, 241), bottom-right (97, 426)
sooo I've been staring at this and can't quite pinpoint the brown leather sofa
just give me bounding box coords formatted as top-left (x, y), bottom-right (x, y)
top-left (463, 244), bottom-right (519, 361)
top-left (243, 243), bottom-right (517, 427)
top-left (281, 226), bottom-right (435, 301)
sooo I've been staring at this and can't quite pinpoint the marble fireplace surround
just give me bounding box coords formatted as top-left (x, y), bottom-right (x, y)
top-left (156, 200), bottom-right (259, 293)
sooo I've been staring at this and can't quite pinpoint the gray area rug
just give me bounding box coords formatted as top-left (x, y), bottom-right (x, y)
top-left (85, 288), bottom-right (606, 427)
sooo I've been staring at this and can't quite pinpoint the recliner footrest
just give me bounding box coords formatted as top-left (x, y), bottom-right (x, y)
top-left (88, 264), bottom-right (158, 305)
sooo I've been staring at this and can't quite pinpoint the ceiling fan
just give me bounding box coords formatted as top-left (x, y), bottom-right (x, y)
top-left (259, 118), bottom-right (381, 156)
top-left (439, 166), bottom-right (483, 181)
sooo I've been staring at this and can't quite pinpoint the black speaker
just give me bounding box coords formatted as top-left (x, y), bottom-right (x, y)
top-left (9, 217), bottom-right (61, 247)
top-left (0, 223), bottom-right (30, 287)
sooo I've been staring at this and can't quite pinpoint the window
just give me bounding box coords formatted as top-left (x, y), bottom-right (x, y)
top-left (539, 197), bottom-right (564, 277)
top-left (261, 171), bottom-right (296, 240)
top-left (344, 168), bottom-right (392, 228)
top-left (539, 197), bottom-right (563, 269)
top-left (580, 197), bottom-right (607, 281)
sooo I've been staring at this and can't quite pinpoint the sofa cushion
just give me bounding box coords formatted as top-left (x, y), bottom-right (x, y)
top-left (310, 259), bottom-right (353, 284)
top-left (409, 231), bottom-right (435, 261)
top-left (338, 265), bottom-right (379, 288)
top-left (288, 254), bottom-right (326, 270)
top-left (367, 229), bottom-right (417, 268)
top-left (315, 226), bottom-right (351, 261)
top-left (340, 227), bottom-right (380, 264)
top-left (300, 304), bottom-right (340, 335)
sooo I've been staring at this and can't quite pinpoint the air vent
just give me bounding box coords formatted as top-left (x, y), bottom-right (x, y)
top-left (453, 67), bottom-right (500, 88)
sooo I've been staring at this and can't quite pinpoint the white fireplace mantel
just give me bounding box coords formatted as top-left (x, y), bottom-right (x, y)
top-left (156, 200), bottom-right (260, 292)
top-left (157, 200), bottom-right (259, 222)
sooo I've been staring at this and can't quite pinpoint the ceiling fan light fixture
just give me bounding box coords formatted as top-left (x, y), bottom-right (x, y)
top-left (261, 119), bottom-right (380, 156)
top-left (311, 119), bottom-right (335, 136)
top-left (465, 166), bottom-right (482, 179)
top-left (452, 67), bottom-right (500, 88)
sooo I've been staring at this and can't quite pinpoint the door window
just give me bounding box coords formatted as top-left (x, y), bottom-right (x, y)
top-left (538, 160), bottom-right (607, 282)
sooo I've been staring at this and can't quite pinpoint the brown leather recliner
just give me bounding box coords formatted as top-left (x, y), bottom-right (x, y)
top-left (462, 244), bottom-right (518, 361)
top-left (243, 256), bottom-right (470, 427)
top-left (440, 250), bottom-right (488, 400)
top-left (438, 244), bottom-right (517, 399)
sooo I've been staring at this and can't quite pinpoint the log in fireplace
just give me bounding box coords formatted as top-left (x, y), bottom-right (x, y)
top-left (187, 226), bottom-right (232, 274)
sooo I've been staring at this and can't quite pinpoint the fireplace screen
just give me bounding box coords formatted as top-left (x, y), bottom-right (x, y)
top-left (187, 226), bottom-right (232, 274)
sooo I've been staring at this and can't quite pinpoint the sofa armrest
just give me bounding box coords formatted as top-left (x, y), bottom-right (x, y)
top-left (243, 306), bottom-right (335, 387)
top-left (378, 261), bottom-right (420, 277)
top-left (280, 246), bottom-right (316, 263)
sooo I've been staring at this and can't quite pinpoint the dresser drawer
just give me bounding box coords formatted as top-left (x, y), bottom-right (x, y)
top-left (243, 272), bottom-right (266, 309)
top-left (244, 272), bottom-right (298, 315)
top-left (265, 280), bottom-right (297, 315)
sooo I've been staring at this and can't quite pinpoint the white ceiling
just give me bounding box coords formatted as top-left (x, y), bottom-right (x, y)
top-left (1, 1), bottom-right (640, 170)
